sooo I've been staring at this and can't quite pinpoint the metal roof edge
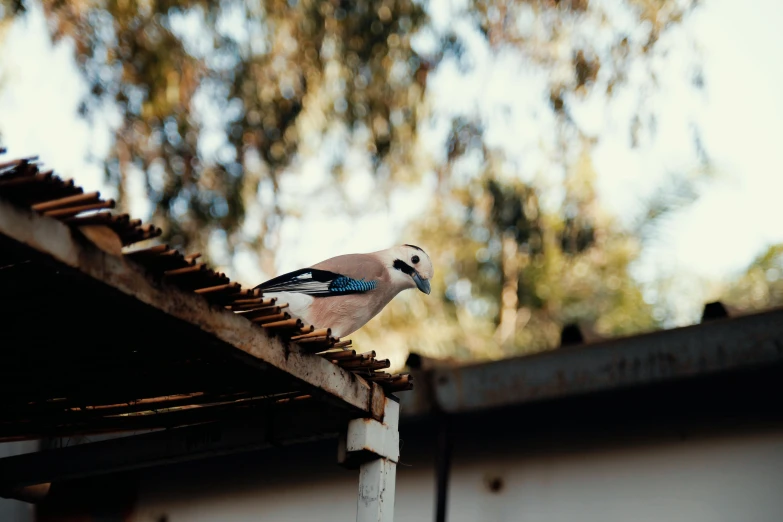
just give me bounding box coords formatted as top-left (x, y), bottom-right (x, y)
top-left (399, 306), bottom-right (783, 416)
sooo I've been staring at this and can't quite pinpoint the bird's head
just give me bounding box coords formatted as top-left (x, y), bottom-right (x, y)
top-left (383, 244), bottom-right (434, 295)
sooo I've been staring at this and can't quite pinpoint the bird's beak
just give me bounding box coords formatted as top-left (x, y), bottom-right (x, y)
top-left (412, 273), bottom-right (431, 295)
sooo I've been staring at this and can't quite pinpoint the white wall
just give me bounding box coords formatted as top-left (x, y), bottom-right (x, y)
top-left (0, 441), bottom-right (38, 522)
top-left (129, 427), bottom-right (783, 522)
top-left (447, 429), bottom-right (783, 522)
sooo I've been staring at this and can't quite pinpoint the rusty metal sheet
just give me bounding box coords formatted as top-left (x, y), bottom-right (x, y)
top-left (0, 198), bottom-right (374, 415)
top-left (429, 307), bottom-right (783, 414)
top-left (370, 383), bottom-right (387, 422)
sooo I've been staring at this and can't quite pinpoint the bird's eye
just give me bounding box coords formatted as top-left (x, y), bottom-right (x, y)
top-left (412, 255), bottom-right (420, 264)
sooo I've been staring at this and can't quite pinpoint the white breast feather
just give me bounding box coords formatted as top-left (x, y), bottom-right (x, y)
top-left (263, 292), bottom-right (314, 322)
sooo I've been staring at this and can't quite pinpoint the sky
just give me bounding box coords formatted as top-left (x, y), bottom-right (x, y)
top-left (1, 0), bottom-right (782, 326)
top-left (605, 0), bottom-right (783, 282)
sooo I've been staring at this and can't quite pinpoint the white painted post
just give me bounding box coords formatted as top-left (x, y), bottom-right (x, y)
top-left (357, 455), bottom-right (397, 522)
top-left (343, 398), bottom-right (400, 522)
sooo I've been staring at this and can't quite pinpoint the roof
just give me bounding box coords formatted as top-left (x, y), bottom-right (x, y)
top-left (0, 152), bottom-right (411, 444)
top-left (400, 304), bottom-right (783, 417)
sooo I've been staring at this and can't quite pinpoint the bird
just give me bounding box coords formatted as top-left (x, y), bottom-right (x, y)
top-left (254, 244), bottom-right (434, 338)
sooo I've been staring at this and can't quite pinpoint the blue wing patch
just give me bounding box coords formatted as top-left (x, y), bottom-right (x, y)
top-left (328, 276), bottom-right (377, 294)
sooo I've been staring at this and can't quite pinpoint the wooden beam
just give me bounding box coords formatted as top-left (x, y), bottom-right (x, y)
top-left (0, 198), bottom-right (379, 418)
top-left (0, 400), bottom-right (349, 491)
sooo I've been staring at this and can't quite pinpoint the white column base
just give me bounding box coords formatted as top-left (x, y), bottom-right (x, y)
top-left (357, 457), bottom-right (397, 522)
top-left (344, 397), bottom-right (400, 522)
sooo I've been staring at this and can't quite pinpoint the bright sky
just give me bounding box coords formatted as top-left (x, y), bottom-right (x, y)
top-left (1, 0), bottom-right (781, 325)
top-left (602, 0), bottom-right (783, 281)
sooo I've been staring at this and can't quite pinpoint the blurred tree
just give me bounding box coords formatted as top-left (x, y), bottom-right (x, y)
top-left (352, 125), bottom-right (659, 362)
top-left (3, 0), bottom-right (428, 266)
top-left (0, 0), bottom-right (703, 251)
top-left (349, 0), bottom-right (707, 363)
top-left (722, 244), bottom-right (783, 312)
top-left (1, 0), bottom-right (707, 362)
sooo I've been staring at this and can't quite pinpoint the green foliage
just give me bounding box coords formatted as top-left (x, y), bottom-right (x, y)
top-left (353, 138), bottom-right (657, 363)
top-left (22, 0), bottom-right (427, 255)
top-left (2, 0), bottom-right (707, 363)
top-left (723, 244), bottom-right (783, 312)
